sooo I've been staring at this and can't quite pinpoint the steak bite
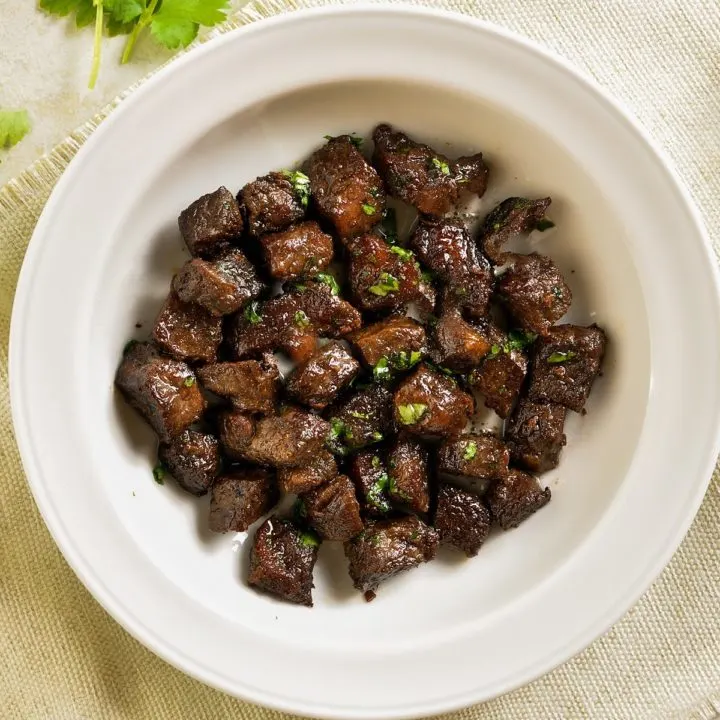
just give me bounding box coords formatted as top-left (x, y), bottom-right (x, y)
top-left (152, 293), bottom-right (223, 365)
top-left (454, 153), bottom-right (489, 196)
top-left (497, 253), bottom-right (572, 336)
top-left (248, 518), bottom-right (320, 606)
top-left (239, 171), bottom-right (305, 237)
top-left (158, 429), bottom-right (220, 496)
top-left (217, 411), bottom-right (255, 460)
top-left (430, 308), bottom-right (492, 372)
top-left (209, 468), bottom-right (278, 533)
top-left (528, 324), bottom-right (607, 412)
top-left (437, 432), bottom-right (510, 489)
top-left (348, 450), bottom-right (393, 518)
top-left (387, 435), bottom-right (430, 514)
top-left (326, 385), bottom-right (395, 454)
top-left (260, 221), bottom-right (334, 281)
top-left (286, 341), bottom-right (360, 410)
top-left (346, 233), bottom-right (429, 313)
top-left (504, 399), bottom-right (567, 473)
top-left (172, 249), bottom-right (263, 317)
top-left (410, 218), bottom-right (493, 318)
top-left (304, 135), bottom-right (386, 239)
top-left (479, 196), bottom-right (552, 263)
top-left (434, 484), bottom-right (491, 557)
top-left (348, 316), bottom-right (426, 370)
top-left (344, 516), bottom-right (439, 595)
top-left (115, 342), bottom-right (205, 440)
top-left (393, 364), bottom-right (474, 439)
top-left (178, 186), bottom-right (243, 258)
top-left (300, 474), bottom-right (364, 542)
top-left (197, 358), bottom-right (280, 414)
top-left (278, 450), bottom-right (338, 495)
top-left (487, 468), bottom-right (551, 530)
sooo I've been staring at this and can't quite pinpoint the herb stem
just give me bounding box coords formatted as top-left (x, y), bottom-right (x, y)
top-left (122, 0), bottom-right (160, 65)
top-left (88, 0), bottom-right (104, 90)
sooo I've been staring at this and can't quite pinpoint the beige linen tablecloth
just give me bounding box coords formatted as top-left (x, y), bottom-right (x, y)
top-left (2, 1), bottom-right (720, 718)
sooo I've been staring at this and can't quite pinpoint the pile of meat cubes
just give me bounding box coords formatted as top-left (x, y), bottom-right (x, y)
top-left (116, 124), bottom-right (606, 606)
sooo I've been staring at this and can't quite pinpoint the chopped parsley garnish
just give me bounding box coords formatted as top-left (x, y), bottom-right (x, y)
top-left (281, 169), bottom-right (311, 208)
top-left (486, 330), bottom-right (537, 359)
top-left (152, 464), bottom-right (166, 484)
top-left (536, 218), bottom-right (555, 232)
top-left (183, 376), bottom-right (195, 387)
top-left (388, 476), bottom-right (411, 501)
top-left (324, 133), bottom-right (363, 149)
top-left (371, 455), bottom-right (382, 469)
top-left (463, 441), bottom-right (478, 461)
top-left (315, 272), bottom-right (340, 295)
top-left (397, 403), bottom-right (427, 425)
top-left (294, 310), bottom-right (310, 328)
top-left (366, 473), bottom-right (391, 512)
top-left (373, 357), bottom-right (391, 383)
top-left (370, 431), bottom-right (384, 442)
top-left (244, 301), bottom-right (262, 325)
top-left (379, 207), bottom-right (398, 245)
top-left (431, 157), bottom-right (451, 175)
top-left (420, 270), bottom-right (434, 285)
top-left (547, 351), bottom-right (577, 364)
top-left (350, 411), bottom-right (369, 420)
top-left (362, 203), bottom-right (376, 215)
top-left (391, 350), bottom-right (422, 370)
top-left (389, 245), bottom-right (413, 261)
top-left (551, 286), bottom-right (564, 300)
top-left (299, 529), bottom-right (321, 548)
top-left (368, 272), bottom-right (399, 297)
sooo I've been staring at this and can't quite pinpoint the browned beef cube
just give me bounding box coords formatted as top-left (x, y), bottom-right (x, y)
top-left (221, 408), bottom-right (330, 468)
top-left (304, 135), bottom-right (385, 239)
top-left (277, 450), bottom-right (338, 495)
top-left (393, 364), bottom-right (474, 439)
top-left (217, 411), bottom-right (255, 460)
top-left (487, 469), bottom-right (551, 530)
top-left (239, 171), bottom-right (305, 237)
top-left (497, 253), bottom-right (572, 336)
top-left (434, 484), bottom-right (490, 556)
top-left (152, 293), bottom-right (223, 365)
top-left (344, 516), bottom-right (439, 595)
top-left (505, 399), bottom-right (567, 473)
top-left (197, 359), bottom-right (280, 414)
top-left (348, 450), bottom-right (392, 517)
top-left (468, 327), bottom-right (533, 418)
top-left (300, 475), bottom-right (363, 542)
top-left (479, 197), bottom-right (552, 263)
top-left (410, 219), bottom-right (493, 318)
top-left (348, 316), bottom-right (426, 370)
top-left (172, 249), bottom-right (263, 317)
top-left (115, 342), bottom-right (206, 440)
top-left (248, 518), bottom-right (319, 606)
top-left (387, 435), bottom-right (430, 514)
top-left (209, 468), bottom-right (278, 533)
top-left (454, 153), bottom-right (489, 197)
top-left (326, 385), bottom-right (395, 454)
top-left (286, 342), bottom-right (360, 410)
top-left (346, 234), bottom-right (428, 312)
top-left (431, 309), bottom-right (492, 372)
top-left (260, 221), bottom-right (334, 281)
top-left (178, 186), bottom-right (243, 258)
top-left (158, 429), bottom-right (220, 496)
top-left (231, 283), bottom-right (361, 362)
top-left (528, 324), bottom-right (607, 412)
top-left (437, 433), bottom-right (509, 491)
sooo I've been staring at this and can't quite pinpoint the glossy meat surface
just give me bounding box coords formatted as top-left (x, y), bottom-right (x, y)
top-left (198, 359), bottom-right (280, 414)
top-left (159, 429), bottom-right (220, 496)
top-left (348, 316), bottom-right (426, 369)
top-left (209, 468), bottom-right (278, 533)
top-left (326, 385), bottom-right (395, 454)
top-left (505, 399), bottom-right (567, 473)
top-left (260, 221), bottom-right (334, 280)
top-left (487, 469), bottom-right (551, 530)
top-left (387, 435), bottom-right (430, 514)
top-left (178, 186), bottom-right (243, 258)
top-left (437, 432), bottom-right (510, 488)
top-left (434, 483), bottom-right (490, 557)
top-left (301, 474), bottom-right (364, 542)
top-left (240, 171), bottom-right (305, 237)
top-left (277, 450), bottom-right (338, 495)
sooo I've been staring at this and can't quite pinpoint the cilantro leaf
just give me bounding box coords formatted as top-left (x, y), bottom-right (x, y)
top-left (315, 272), bottom-right (340, 296)
top-left (105, 0), bottom-right (144, 24)
top-left (244, 301), bottom-right (262, 325)
top-left (397, 403), bottom-right (427, 425)
top-left (280, 169), bottom-right (311, 208)
top-left (463, 441), bottom-right (477, 461)
top-left (547, 351), bottom-right (577, 364)
top-left (75, 0), bottom-right (97, 28)
top-left (368, 272), bottom-right (399, 297)
top-left (294, 310), bottom-right (310, 328)
top-left (389, 245), bottom-right (413, 261)
top-left (379, 207), bottom-right (398, 245)
top-left (150, 15), bottom-right (197, 49)
top-left (0, 110), bottom-right (31, 150)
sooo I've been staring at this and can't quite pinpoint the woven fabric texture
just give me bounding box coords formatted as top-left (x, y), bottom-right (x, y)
top-left (2, 1), bottom-right (720, 718)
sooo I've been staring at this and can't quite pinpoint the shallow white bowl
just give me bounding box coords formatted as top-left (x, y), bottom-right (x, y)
top-left (10, 6), bottom-right (720, 718)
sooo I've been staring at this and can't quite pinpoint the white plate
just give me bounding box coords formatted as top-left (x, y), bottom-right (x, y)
top-left (10, 6), bottom-right (720, 718)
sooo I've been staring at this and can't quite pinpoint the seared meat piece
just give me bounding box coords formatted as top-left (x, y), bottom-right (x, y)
top-left (479, 197), bottom-right (552, 263)
top-left (220, 408), bottom-right (330, 468)
top-left (348, 450), bottom-right (392, 518)
top-left (326, 385), bottom-right (395, 454)
top-left (434, 484), bottom-right (490, 557)
top-left (248, 518), bottom-right (320, 606)
top-left (431, 308), bottom-right (491, 372)
top-left (172, 249), bottom-right (263, 317)
top-left (300, 475), bottom-right (363, 542)
top-left (115, 342), bottom-right (205, 440)
top-left (410, 219), bottom-right (493, 318)
top-left (346, 233), bottom-right (428, 312)
top-left (393, 364), bottom-right (474, 439)
top-left (344, 516), bottom-right (439, 595)
top-left (528, 324), bottom-right (607, 412)
top-left (468, 327), bottom-right (533, 418)
top-left (286, 342), bottom-right (360, 410)
top-left (487, 469), bottom-right (551, 530)
top-left (209, 468), bottom-right (278, 533)
top-left (260, 221), bottom-right (334, 281)
top-left (497, 253), bottom-right (572, 336)
top-left (348, 316), bottom-right (426, 370)
top-left (197, 359), bottom-right (280, 414)
top-left (178, 186), bottom-right (243, 258)
top-left (277, 450), bottom-right (338, 495)
top-left (217, 411), bottom-right (255, 459)
top-left (387, 435), bottom-right (430, 514)
top-left (505, 399), bottom-right (567, 473)
top-left (239, 171), bottom-right (305, 237)
top-left (158, 429), bottom-right (220, 496)
top-left (437, 432), bottom-right (509, 491)
top-left (152, 293), bottom-right (223, 365)
top-left (304, 135), bottom-right (385, 239)
top-left (454, 153), bottom-right (489, 196)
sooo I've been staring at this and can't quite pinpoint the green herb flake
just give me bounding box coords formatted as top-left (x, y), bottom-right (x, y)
top-left (371, 455), bottom-right (382, 469)
top-left (547, 351), bottom-right (577, 364)
top-left (431, 157), bottom-right (451, 175)
top-left (409, 530), bottom-right (420, 541)
top-left (362, 203), bottom-right (376, 215)
top-left (293, 498), bottom-right (308, 523)
top-left (0, 109), bottom-right (31, 149)
top-left (373, 356), bottom-right (391, 383)
top-left (379, 207), bottom-right (398, 245)
top-left (244, 301), bottom-right (262, 325)
top-left (397, 403), bottom-right (427, 425)
top-left (506, 329), bottom-right (538, 352)
top-left (299, 529), bottom-right (321, 548)
top-left (315, 272), bottom-right (340, 296)
top-left (370, 431), bottom-right (384, 442)
top-left (551, 285), bottom-right (564, 300)
top-left (536, 218), bottom-right (555, 232)
top-left (487, 344), bottom-right (502, 360)
top-left (330, 417), bottom-right (346, 440)
top-left (281, 169), bottom-right (311, 208)
top-left (368, 272), bottom-right (399, 297)
top-left (463, 441), bottom-right (478, 461)
top-left (294, 310), bottom-right (310, 328)
top-left (366, 473), bottom-right (391, 512)
top-left (389, 245), bottom-right (413, 261)
top-left (183, 376), bottom-right (195, 387)
top-left (350, 411), bottom-right (369, 420)
top-left (350, 134), bottom-right (363, 149)
top-left (152, 464), bottom-right (166, 484)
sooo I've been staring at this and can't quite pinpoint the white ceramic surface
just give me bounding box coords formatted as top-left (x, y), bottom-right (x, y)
top-left (9, 7), bottom-right (720, 718)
